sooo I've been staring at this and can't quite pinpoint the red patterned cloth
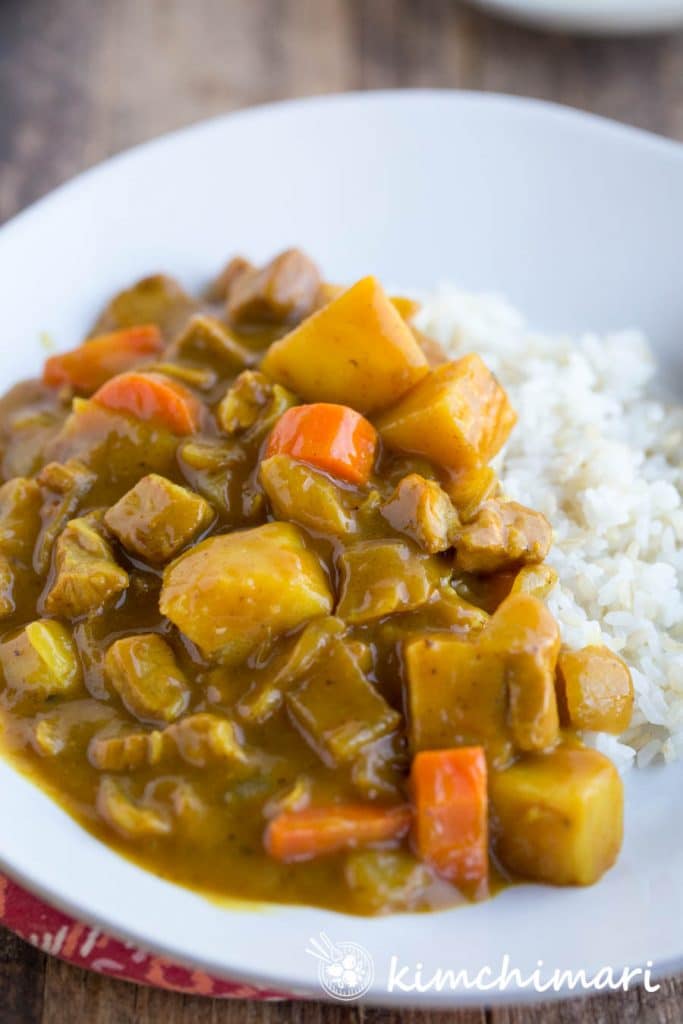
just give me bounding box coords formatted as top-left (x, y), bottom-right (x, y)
top-left (0, 873), bottom-right (290, 998)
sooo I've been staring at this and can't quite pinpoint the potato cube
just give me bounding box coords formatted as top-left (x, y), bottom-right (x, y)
top-left (104, 474), bottom-right (215, 563)
top-left (105, 633), bottom-right (190, 725)
top-left (556, 645), bottom-right (634, 734)
top-left (260, 454), bottom-right (356, 537)
top-left (490, 747), bottom-right (623, 886)
top-left (336, 540), bottom-right (443, 624)
top-left (375, 355), bottom-right (517, 470)
top-left (261, 276), bottom-right (429, 414)
top-left (481, 594), bottom-right (560, 752)
top-left (405, 634), bottom-right (511, 767)
top-left (381, 473), bottom-right (459, 553)
top-left (287, 639), bottom-right (400, 765)
top-left (0, 619), bottom-right (82, 698)
top-left (0, 477), bottom-right (42, 564)
top-left (160, 522), bottom-right (333, 662)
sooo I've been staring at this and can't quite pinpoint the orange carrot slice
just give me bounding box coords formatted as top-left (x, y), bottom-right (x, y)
top-left (411, 747), bottom-right (488, 898)
top-left (266, 403), bottom-right (377, 485)
top-left (265, 803), bottom-right (411, 863)
top-left (93, 371), bottom-right (203, 435)
top-left (43, 325), bottom-right (163, 393)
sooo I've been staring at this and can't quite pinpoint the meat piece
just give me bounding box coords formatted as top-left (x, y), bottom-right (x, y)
top-left (89, 727), bottom-right (172, 771)
top-left (166, 713), bottom-right (249, 769)
top-left (0, 554), bottom-right (14, 618)
top-left (97, 777), bottom-right (172, 839)
top-left (104, 633), bottom-right (190, 725)
top-left (216, 369), bottom-right (296, 441)
top-left (287, 639), bottom-right (400, 765)
top-left (376, 355), bottom-right (517, 471)
top-left (556, 645), bottom-right (634, 734)
top-left (159, 522), bottom-right (333, 663)
top-left (0, 619), bottom-right (82, 701)
top-left (227, 249), bottom-right (321, 326)
top-left (205, 256), bottom-right (253, 304)
top-left (381, 474), bottom-right (459, 554)
top-left (26, 700), bottom-right (117, 758)
top-left (453, 499), bottom-right (552, 574)
top-left (104, 473), bottom-right (214, 564)
top-left (34, 459), bottom-right (96, 575)
top-left (43, 512), bottom-right (129, 618)
top-left (336, 540), bottom-right (444, 624)
top-left (91, 274), bottom-right (198, 340)
top-left (259, 454), bottom-right (357, 538)
top-left (170, 314), bottom-right (253, 373)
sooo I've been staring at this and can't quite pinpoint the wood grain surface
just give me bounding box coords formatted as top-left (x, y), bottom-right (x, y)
top-left (0, 1), bottom-right (682, 1021)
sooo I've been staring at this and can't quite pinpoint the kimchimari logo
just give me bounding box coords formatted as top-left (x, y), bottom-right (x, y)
top-left (306, 932), bottom-right (375, 1001)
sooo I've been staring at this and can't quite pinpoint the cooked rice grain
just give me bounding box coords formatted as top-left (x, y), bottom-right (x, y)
top-left (416, 287), bottom-right (683, 770)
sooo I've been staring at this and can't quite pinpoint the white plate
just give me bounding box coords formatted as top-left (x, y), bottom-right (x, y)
top-left (0, 91), bottom-right (682, 1008)
top-left (467, 0), bottom-right (683, 34)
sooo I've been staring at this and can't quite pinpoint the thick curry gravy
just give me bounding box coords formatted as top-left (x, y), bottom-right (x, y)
top-left (0, 250), bottom-right (630, 915)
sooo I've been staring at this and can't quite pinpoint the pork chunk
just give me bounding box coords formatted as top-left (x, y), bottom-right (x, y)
top-left (43, 512), bottom-right (129, 618)
top-left (453, 499), bottom-right (552, 574)
top-left (104, 474), bottom-right (214, 564)
top-left (381, 474), bottom-right (459, 554)
top-left (227, 249), bottom-right (321, 326)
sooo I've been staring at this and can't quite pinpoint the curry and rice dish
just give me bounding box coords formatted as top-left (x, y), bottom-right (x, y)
top-left (0, 247), bottom-right (658, 915)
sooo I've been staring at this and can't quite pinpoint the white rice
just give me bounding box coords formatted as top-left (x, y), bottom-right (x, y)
top-left (416, 286), bottom-right (683, 771)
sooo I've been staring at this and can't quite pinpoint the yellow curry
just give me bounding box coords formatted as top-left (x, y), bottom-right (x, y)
top-left (0, 250), bottom-right (632, 914)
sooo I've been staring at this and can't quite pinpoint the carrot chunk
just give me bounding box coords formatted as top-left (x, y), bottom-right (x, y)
top-left (266, 403), bottom-right (377, 485)
top-left (93, 371), bottom-right (203, 436)
top-left (265, 803), bottom-right (411, 862)
top-left (411, 747), bottom-right (488, 898)
top-left (43, 325), bottom-right (163, 393)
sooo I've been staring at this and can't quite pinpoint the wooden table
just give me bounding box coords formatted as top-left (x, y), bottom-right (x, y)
top-left (1, 1), bottom-right (681, 1020)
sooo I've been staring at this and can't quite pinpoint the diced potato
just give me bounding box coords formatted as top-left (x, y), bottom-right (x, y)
top-left (160, 522), bottom-right (333, 662)
top-left (170, 313), bottom-right (254, 372)
top-left (216, 369), bottom-right (297, 441)
top-left (375, 355), bottom-right (517, 471)
top-left (427, 584), bottom-right (490, 634)
top-left (481, 593), bottom-right (560, 752)
top-left (453, 499), bottom-right (552, 574)
top-left (511, 563), bottom-right (558, 600)
top-left (104, 473), bottom-right (214, 563)
top-left (43, 513), bottom-right (129, 618)
top-left (91, 274), bottom-right (197, 340)
top-left (104, 633), bottom-right (190, 725)
top-left (89, 727), bottom-right (170, 771)
top-left (167, 713), bottom-right (250, 769)
top-left (97, 777), bottom-right (172, 839)
top-left (381, 474), bottom-right (459, 554)
top-left (0, 477), bottom-right (42, 564)
top-left (260, 454), bottom-right (357, 538)
top-left (0, 619), bottom-right (82, 698)
top-left (227, 248), bottom-right (322, 325)
top-left (46, 399), bottom-right (179, 487)
top-left (405, 634), bottom-right (511, 767)
top-left (444, 464), bottom-right (498, 520)
top-left (336, 540), bottom-right (443, 624)
top-left (261, 277), bottom-right (429, 414)
top-left (239, 616), bottom-right (345, 724)
top-left (490, 747), bottom-right (623, 886)
top-left (34, 459), bottom-right (96, 575)
top-left (556, 645), bottom-right (634, 734)
top-left (287, 638), bottom-right (400, 765)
